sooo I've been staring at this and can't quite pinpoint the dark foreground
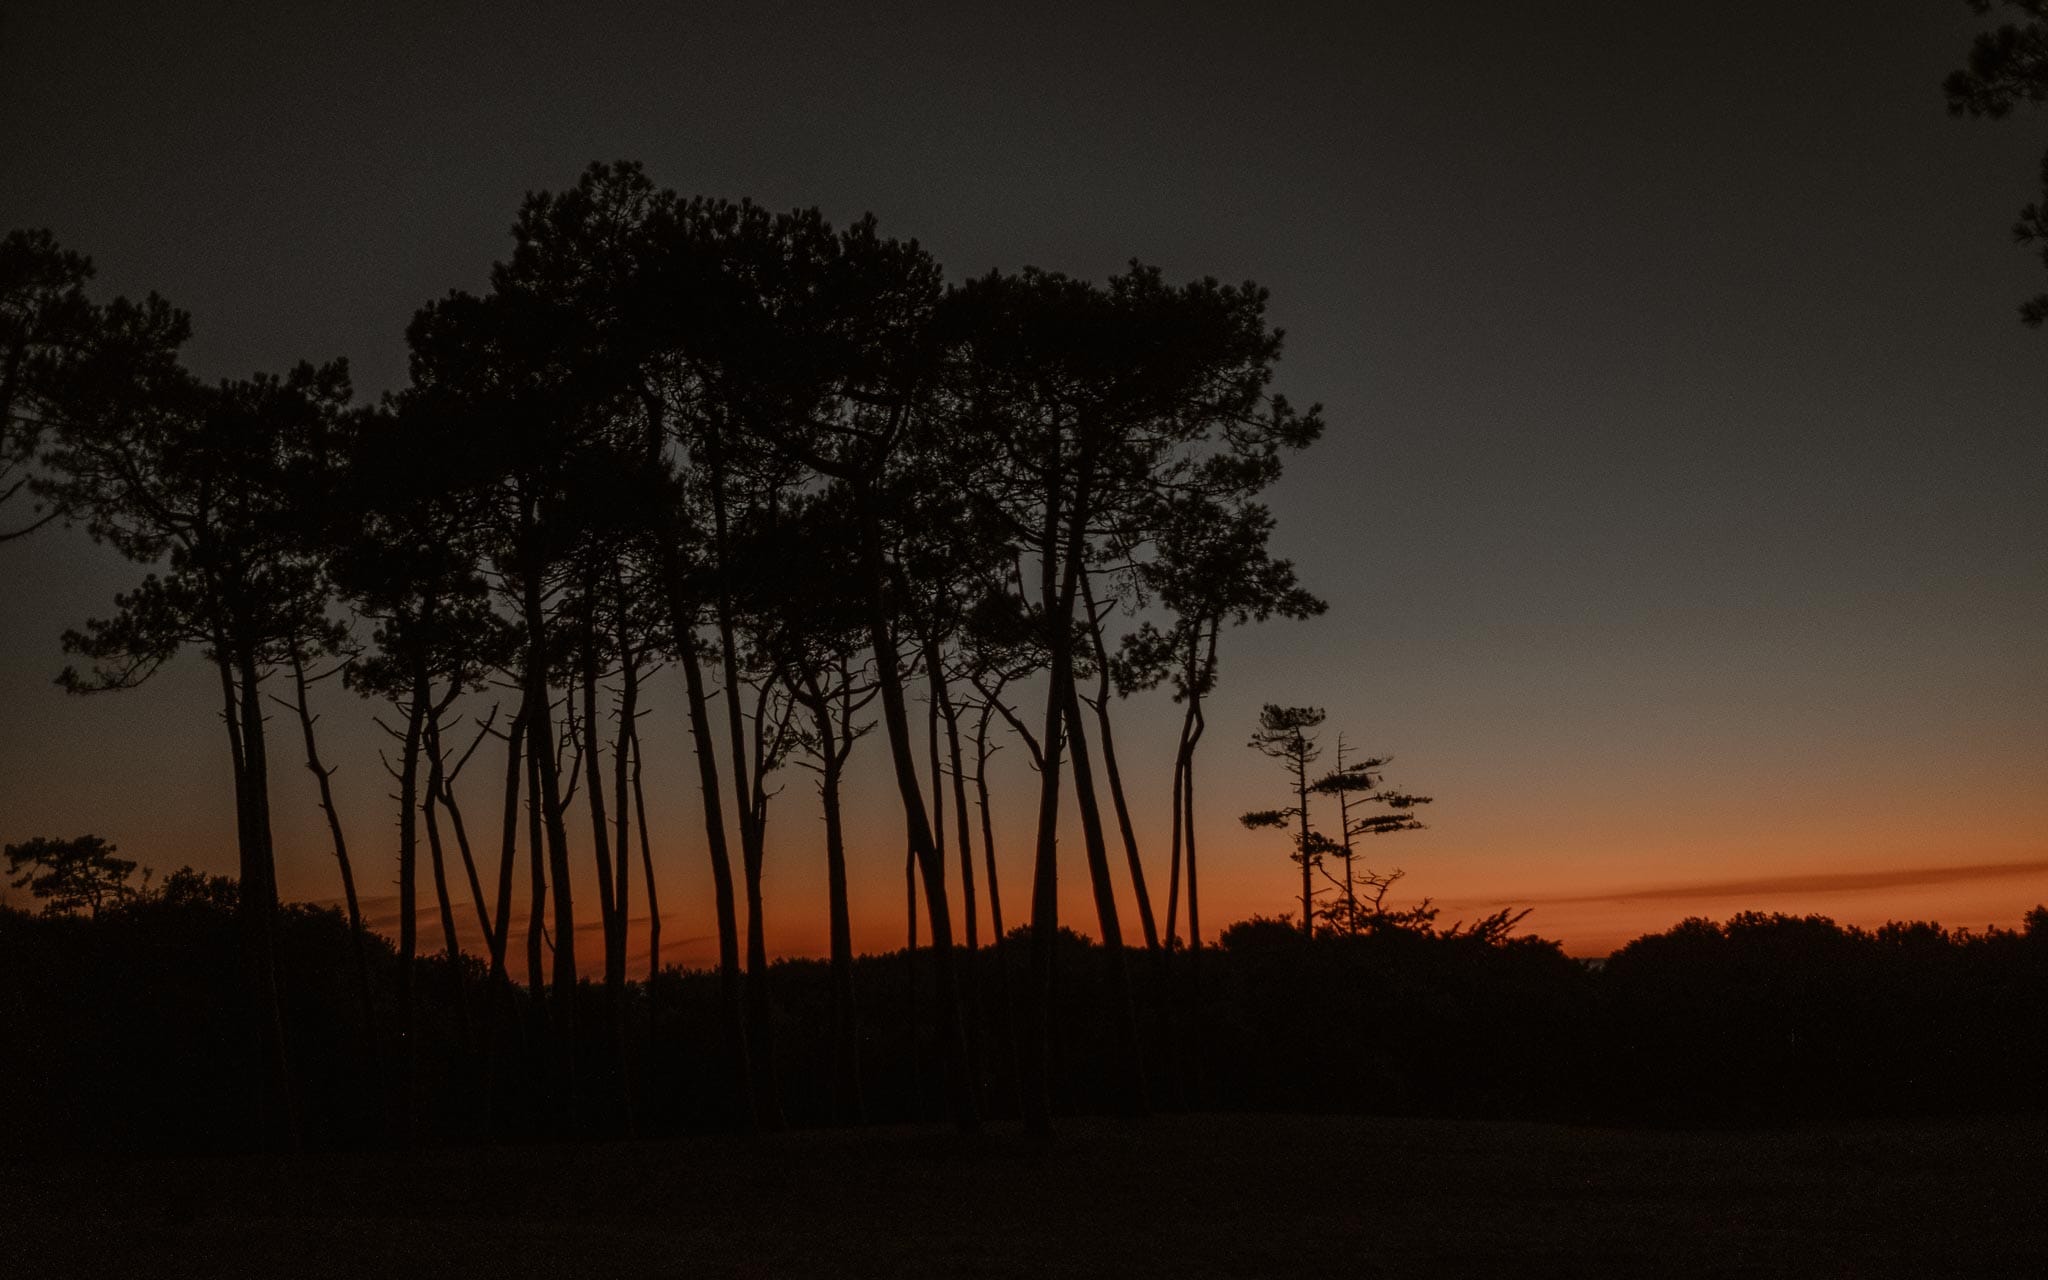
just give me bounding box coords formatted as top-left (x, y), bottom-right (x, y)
top-left (5, 1113), bottom-right (2042, 1278)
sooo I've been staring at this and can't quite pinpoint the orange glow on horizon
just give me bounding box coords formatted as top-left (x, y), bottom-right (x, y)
top-left (330, 849), bottom-right (2048, 970)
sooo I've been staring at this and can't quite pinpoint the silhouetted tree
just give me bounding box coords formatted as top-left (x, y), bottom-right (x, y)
top-left (1241, 704), bottom-right (1332, 938)
top-left (47, 354), bottom-right (354, 1147)
top-left (3, 835), bottom-right (142, 916)
top-left (948, 264), bottom-right (1319, 1125)
top-left (685, 202), bottom-right (983, 1132)
top-left (1117, 496), bottom-right (1324, 950)
top-left (743, 489), bottom-right (878, 1122)
top-left (1311, 735), bottom-right (1431, 935)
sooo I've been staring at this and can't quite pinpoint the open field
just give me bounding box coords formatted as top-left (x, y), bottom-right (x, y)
top-left (4, 1112), bottom-right (2042, 1278)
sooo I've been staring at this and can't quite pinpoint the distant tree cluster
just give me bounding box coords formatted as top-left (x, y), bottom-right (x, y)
top-left (0, 161), bottom-right (1380, 1144)
top-left (3, 834), bottom-right (143, 917)
top-left (1239, 704), bottom-right (1432, 938)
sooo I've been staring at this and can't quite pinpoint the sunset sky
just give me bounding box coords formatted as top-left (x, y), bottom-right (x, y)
top-left (1, 0), bottom-right (2042, 960)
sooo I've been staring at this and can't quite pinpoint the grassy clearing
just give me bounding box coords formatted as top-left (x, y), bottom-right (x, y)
top-left (4, 1112), bottom-right (2042, 1278)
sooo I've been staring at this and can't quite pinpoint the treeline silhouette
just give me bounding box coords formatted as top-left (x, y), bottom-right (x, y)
top-left (5, 161), bottom-right (1336, 1144)
top-left (6, 162), bottom-right (2040, 1153)
top-left (4, 883), bottom-right (2043, 1153)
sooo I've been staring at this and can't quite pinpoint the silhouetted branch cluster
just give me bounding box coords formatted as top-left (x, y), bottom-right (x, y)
top-left (3, 160), bottom-right (1344, 1144)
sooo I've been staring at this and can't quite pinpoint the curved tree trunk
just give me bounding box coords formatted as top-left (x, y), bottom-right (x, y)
top-left (1079, 573), bottom-right (1159, 952)
top-left (284, 651), bottom-right (379, 1108)
top-left (1061, 678), bottom-right (1148, 1115)
top-left (853, 484), bottom-right (977, 1133)
top-left (421, 729), bottom-right (471, 1052)
top-left (640, 382), bottom-right (750, 1125)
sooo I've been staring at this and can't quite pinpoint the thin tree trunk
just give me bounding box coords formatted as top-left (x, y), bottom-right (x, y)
top-left (1061, 676), bottom-right (1148, 1115)
top-left (490, 697), bottom-right (529, 981)
top-left (226, 642), bottom-right (297, 1149)
top-left (932, 645), bottom-right (979, 954)
top-left (677, 634), bottom-right (753, 1126)
top-left (577, 586), bottom-right (631, 1132)
top-left (972, 700), bottom-right (1020, 1116)
top-left (422, 722), bottom-right (470, 1050)
top-left (973, 703), bottom-right (1006, 942)
top-left (1296, 741), bottom-right (1314, 938)
top-left (525, 746), bottom-right (546, 1004)
top-left (1164, 694), bottom-right (1195, 947)
top-left (933, 644), bottom-right (984, 1107)
top-left (631, 723), bottom-right (659, 986)
top-left (707, 435), bottom-right (782, 1132)
top-left (742, 715), bottom-right (783, 1133)
top-left (1334, 737), bottom-right (1358, 933)
top-left (395, 658), bottom-right (430, 1139)
top-left (812, 685), bottom-right (862, 1124)
top-left (513, 512), bottom-right (578, 1130)
top-left (480, 696), bottom-right (527, 1133)
top-left (854, 483), bottom-right (976, 1133)
top-left (1080, 573), bottom-right (1159, 951)
top-left (284, 652), bottom-right (378, 1074)
top-left (640, 381), bottom-right (749, 1124)
top-left (1022, 473), bottom-right (1075, 1137)
top-left (580, 595), bottom-right (619, 987)
top-left (612, 610), bottom-right (636, 985)
top-left (1185, 621), bottom-right (1216, 951)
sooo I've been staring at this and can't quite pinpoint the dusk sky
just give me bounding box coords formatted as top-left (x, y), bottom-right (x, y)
top-left (2, 0), bottom-right (2043, 960)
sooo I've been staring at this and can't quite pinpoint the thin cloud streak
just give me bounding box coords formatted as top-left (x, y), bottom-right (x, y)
top-left (1475, 858), bottom-right (2048, 910)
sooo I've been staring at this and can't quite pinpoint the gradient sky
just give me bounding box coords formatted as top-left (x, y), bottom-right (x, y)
top-left (1, 0), bottom-right (2043, 960)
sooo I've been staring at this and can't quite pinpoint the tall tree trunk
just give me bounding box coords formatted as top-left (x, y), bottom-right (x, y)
top-left (422, 726), bottom-right (471, 1051)
top-left (284, 652), bottom-right (378, 1087)
top-left (676, 631), bottom-right (753, 1126)
top-left (811, 686), bottom-right (862, 1124)
top-left (1080, 573), bottom-right (1159, 951)
top-left (226, 642), bottom-right (297, 1148)
top-left (525, 746), bottom-right (546, 1005)
top-left (580, 598), bottom-right (619, 986)
top-left (640, 381), bottom-right (749, 1123)
top-left (971, 701), bottom-right (1020, 1116)
top-left (1021, 472), bottom-right (1075, 1137)
top-left (1062, 677), bottom-right (1148, 1114)
top-left (630, 724), bottom-right (659, 987)
top-left (480, 696), bottom-right (527, 1134)
top-left (612, 612), bottom-right (637, 986)
top-left (1296, 742), bottom-right (1314, 938)
top-left (933, 646), bottom-right (984, 1108)
top-left (1164, 692), bottom-right (1195, 947)
top-left (577, 587), bottom-right (631, 1132)
top-left (931, 644), bottom-right (979, 954)
top-left (739, 836), bottom-right (776, 1127)
top-left (1333, 737), bottom-right (1358, 933)
top-left (1185, 621), bottom-right (1216, 951)
top-left (853, 484), bottom-right (977, 1133)
top-left (514, 511), bottom-right (578, 1131)
top-left (707, 435), bottom-right (782, 1132)
top-left (973, 703), bottom-right (1006, 943)
top-left (490, 697), bottom-right (529, 982)
top-left (395, 657), bottom-right (430, 1139)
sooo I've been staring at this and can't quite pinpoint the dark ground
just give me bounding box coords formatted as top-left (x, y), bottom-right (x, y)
top-left (3, 1112), bottom-right (2042, 1278)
